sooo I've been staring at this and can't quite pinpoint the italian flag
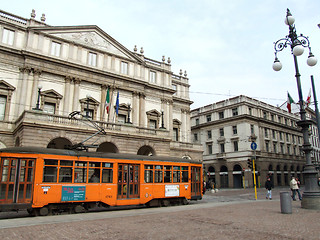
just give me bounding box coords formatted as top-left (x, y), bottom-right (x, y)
top-left (306, 88), bottom-right (311, 107)
top-left (105, 88), bottom-right (110, 114)
top-left (287, 92), bottom-right (294, 113)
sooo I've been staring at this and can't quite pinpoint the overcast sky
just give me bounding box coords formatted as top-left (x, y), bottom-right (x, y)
top-left (2, 0), bottom-right (320, 110)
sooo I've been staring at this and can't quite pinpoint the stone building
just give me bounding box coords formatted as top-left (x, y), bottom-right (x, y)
top-left (0, 9), bottom-right (202, 160)
top-left (191, 95), bottom-right (309, 188)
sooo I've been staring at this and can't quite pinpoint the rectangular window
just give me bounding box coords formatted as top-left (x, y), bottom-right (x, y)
top-left (232, 125), bottom-right (237, 135)
top-left (272, 130), bottom-right (276, 139)
top-left (102, 162), bottom-right (113, 183)
top-left (59, 160), bottom-right (73, 183)
top-left (219, 111), bottom-right (224, 119)
top-left (88, 52), bottom-right (97, 66)
top-left (121, 61), bottom-right (128, 74)
top-left (232, 108), bottom-right (238, 116)
top-left (144, 165), bottom-right (153, 183)
top-left (280, 144), bottom-right (284, 154)
top-left (43, 159), bottom-right (58, 182)
top-left (154, 165), bottom-right (163, 183)
top-left (207, 130), bottom-right (212, 139)
top-left (207, 144), bottom-right (212, 155)
top-left (2, 28), bottom-right (14, 45)
top-left (43, 102), bottom-right (56, 114)
top-left (287, 146), bottom-right (291, 155)
top-left (88, 162), bottom-right (101, 183)
top-left (50, 41), bottom-right (61, 57)
top-left (233, 141), bottom-right (238, 152)
top-left (149, 119), bottom-right (157, 129)
top-left (250, 125), bottom-right (254, 134)
top-left (173, 128), bottom-right (179, 141)
top-left (249, 107), bottom-right (252, 115)
top-left (194, 133), bottom-right (198, 142)
top-left (172, 166), bottom-right (180, 183)
top-left (181, 166), bottom-right (188, 182)
top-left (172, 84), bottom-right (177, 96)
top-left (273, 143), bottom-right (277, 153)
top-left (263, 111), bottom-right (267, 119)
top-left (220, 128), bottom-right (224, 137)
top-left (164, 166), bottom-right (172, 183)
top-left (206, 115), bottom-right (211, 122)
top-left (266, 142), bottom-right (269, 152)
top-left (195, 118), bottom-right (199, 125)
top-left (265, 128), bottom-right (268, 138)
top-left (280, 132), bottom-right (283, 140)
top-left (74, 161), bottom-right (87, 183)
top-left (0, 95), bottom-right (6, 121)
top-left (220, 143), bottom-right (225, 153)
top-left (149, 71), bottom-right (156, 83)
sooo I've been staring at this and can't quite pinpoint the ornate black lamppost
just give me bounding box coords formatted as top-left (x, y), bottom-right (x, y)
top-left (160, 110), bottom-right (165, 129)
top-left (127, 103), bottom-right (131, 124)
top-left (33, 85), bottom-right (42, 110)
top-left (272, 9), bottom-right (320, 209)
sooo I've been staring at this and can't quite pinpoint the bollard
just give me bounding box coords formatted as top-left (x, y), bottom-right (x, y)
top-left (280, 192), bottom-right (292, 214)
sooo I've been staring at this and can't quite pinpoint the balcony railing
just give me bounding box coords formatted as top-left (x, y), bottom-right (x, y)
top-left (14, 110), bottom-right (170, 139)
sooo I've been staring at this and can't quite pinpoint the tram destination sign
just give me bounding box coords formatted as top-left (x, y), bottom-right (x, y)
top-left (61, 186), bottom-right (86, 201)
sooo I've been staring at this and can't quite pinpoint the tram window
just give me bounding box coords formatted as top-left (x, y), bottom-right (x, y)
top-left (59, 167), bottom-right (72, 183)
top-left (20, 168), bottom-right (26, 182)
top-left (173, 166), bottom-right (180, 182)
top-left (144, 165), bottom-right (153, 183)
top-left (9, 167), bottom-right (16, 182)
top-left (0, 185), bottom-right (5, 199)
top-left (89, 168), bottom-right (100, 183)
top-left (74, 168), bottom-right (86, 183)
top-left (154, 165), bottom-right (163, 183)
top-left (182, 166), bottom-right (189, 182)
top-left (164, 166), bottom-right (172, 183)
top-left (1, 166), bottom-right (8, 181)
top-left (43, 159), bottom-right (58, 182)
top-left (60, 160), bottom-right (73, 166)
top-left (75, 161), bottom-right (87, 167)
top-left (102, 163), bottom-right (113, 183)
top-left (26, 184), bottom-right (32, 198)
top-left (27, 168), bottom-right (33, 182)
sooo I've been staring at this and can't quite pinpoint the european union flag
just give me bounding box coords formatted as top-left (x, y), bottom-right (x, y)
top-left (115, 91), bottom-right (119, 115)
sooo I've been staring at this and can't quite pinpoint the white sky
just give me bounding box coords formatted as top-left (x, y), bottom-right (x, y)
top-left (2, 0), bottom-right (320, 110)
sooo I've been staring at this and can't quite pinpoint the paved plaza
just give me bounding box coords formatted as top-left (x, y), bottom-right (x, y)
top-left (0, 187), bottom-right (319, 240)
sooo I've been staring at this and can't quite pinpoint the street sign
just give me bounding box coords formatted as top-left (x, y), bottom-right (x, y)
top-left (251, 142), bottom-right (257, 150)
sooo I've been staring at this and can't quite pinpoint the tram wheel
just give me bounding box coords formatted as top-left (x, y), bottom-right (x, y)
top-left (162, 200), bottom-right (170, 207)
top-left (39, 207), bottom-right (49, 216)
top-left (74, 205), bottom-right (85, 213)
top-left (182, 198), bottom-right (189, 205)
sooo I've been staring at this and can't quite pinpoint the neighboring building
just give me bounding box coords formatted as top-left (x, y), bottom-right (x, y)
top-left (0, 9), bottom-right (202, 160)
top-left (191, 95), bottom-right (307, 188)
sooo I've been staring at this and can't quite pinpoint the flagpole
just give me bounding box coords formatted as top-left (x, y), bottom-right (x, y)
top-left (107, 80), bottom-right (116, 124)
top-left (311, 75), bottom-right (320, 170)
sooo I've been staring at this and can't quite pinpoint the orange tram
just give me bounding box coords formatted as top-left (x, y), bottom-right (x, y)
top-left (0, 147), bottom-right (203, 216)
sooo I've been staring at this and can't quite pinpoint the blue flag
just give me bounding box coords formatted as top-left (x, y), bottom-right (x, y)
top-left (115, 91), bottom-right (119, 115)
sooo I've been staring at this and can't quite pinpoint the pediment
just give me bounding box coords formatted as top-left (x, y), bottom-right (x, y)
top-left (41, 89), bottom-right (62, 99)
top-left (146, 109), bottom-right (161, 117)
top-left (79, 96), bottom-right (100, 105)
top-left (34, 25), bottom-right (141, 62)
top-left (0, 80), bottom-right (15, 91)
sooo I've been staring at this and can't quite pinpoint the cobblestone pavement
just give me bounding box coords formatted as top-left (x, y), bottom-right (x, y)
top-left (0, 187), bottom-right (319, 240)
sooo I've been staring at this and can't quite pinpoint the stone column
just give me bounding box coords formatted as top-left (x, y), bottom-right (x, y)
top-left (63, 76), bottom-right (72, 115)
top-left (18, 67), bottom-right (31, 114)
top-left (132, 91), bottom-right (139, 126)
top-left (72, 78), bottom-right (81, 111)
top-left (139, 92), bottom-right (145, 127)
top-left (30, 69), bottom-right (42, 110)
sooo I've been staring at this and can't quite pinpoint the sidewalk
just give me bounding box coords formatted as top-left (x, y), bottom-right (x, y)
top-left (0, 187), bottom-right (319, 240)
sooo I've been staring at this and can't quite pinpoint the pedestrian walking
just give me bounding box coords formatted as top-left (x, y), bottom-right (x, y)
top-left (290, 177), bottom-right (302, 201)
top-left (265, 177), bottom-right (273, 200)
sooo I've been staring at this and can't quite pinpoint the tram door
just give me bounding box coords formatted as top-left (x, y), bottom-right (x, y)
top-left (0, 158), bottom-right (35, 204)
top-left (117, 164), bottom-right (140, 199)
top-left (191, 167), bottom-right (201, 197)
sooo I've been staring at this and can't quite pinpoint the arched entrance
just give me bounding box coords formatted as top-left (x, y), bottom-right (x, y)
top-left (47, 137), bottom-right (72, 149)
top-left (97, 142), bottom-right (119, 153)
top-left (268, 164), bottom-right (274, 184)
top-left (220, 165), bottom-right (228, 188)
top-left (276, 165), bottom-right (281, 186)
top-left (233, 164), bottom-right (242, 188)
top-left (284, 165), bottom-right (288, 185)
top-left (137, 145), bottom-right (155, 156)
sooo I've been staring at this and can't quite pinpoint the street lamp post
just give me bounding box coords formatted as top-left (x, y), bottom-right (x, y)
top-left (127, 103), bottom-right (131, 124)
top-left (86, 94), bottom-right (90, 118)
top-left (272, 9), bottom-right (320, 209)
top-left (33, 85), bottom-right (42, 110)
top-left (160, 110), bottom-right (165, 129)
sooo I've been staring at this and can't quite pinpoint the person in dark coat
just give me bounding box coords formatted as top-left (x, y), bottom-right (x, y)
top-left (265, 177), bottom-right (273, 200)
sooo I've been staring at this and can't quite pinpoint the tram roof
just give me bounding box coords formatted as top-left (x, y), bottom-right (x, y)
top-left (0, 147), bottom-right (201, 164)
